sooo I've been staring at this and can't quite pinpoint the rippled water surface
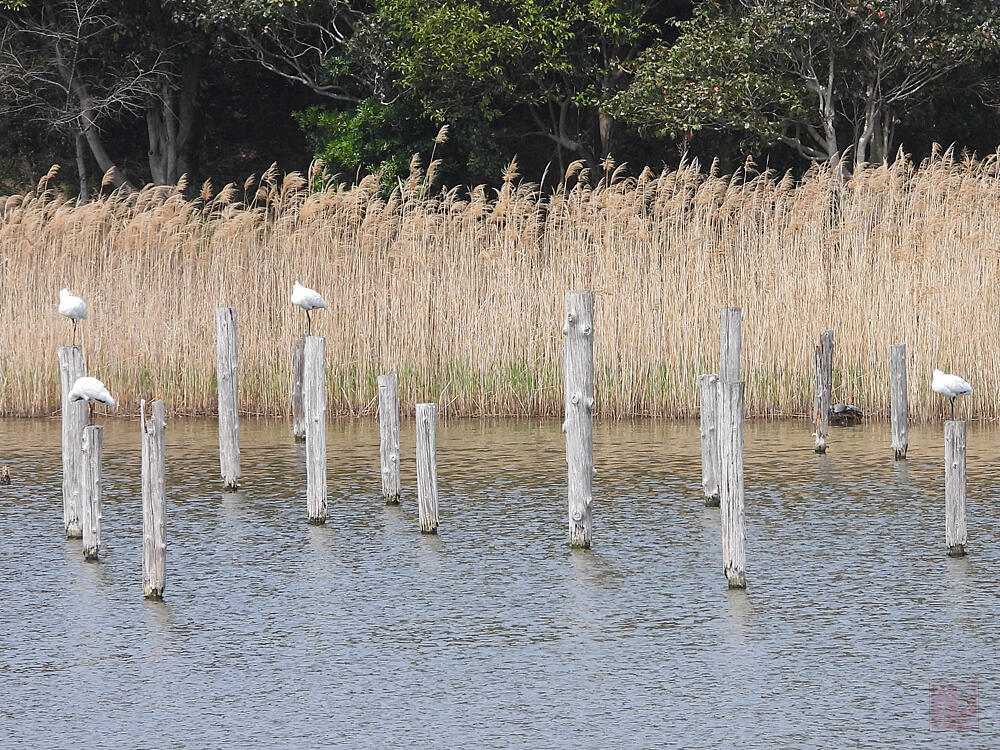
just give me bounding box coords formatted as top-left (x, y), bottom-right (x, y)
top-left (2, 417), bottom-right (998, 748)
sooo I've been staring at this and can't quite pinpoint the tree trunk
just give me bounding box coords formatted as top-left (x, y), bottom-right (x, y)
top-left (598, 112), bottom-right (615, 162)
top-left (75, 131), bottom-right (89, 203)
top-left (143, 1), bottom-right (208, 187)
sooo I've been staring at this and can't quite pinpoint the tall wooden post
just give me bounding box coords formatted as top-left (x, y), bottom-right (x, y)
top-left (718, 380), bottom-right (746, 588)
top-left (378, 374), bottom-right (401, 504)
top-left (698, 373), bottom-right (720, 506)
top-left (720, 307), bottom-right (741, 382)
top-left (945, 421), bottom-right (967, 557)
top-left (415, 403), bottom-right (440, 534)
top-left (291, 337), bottom-right (306, 441)
top-left (304, 336), bottom-right (327, 524)
top-left (58, 345), bottom-right (87, 538)
top-left (890, 343), bottom-right (908, 460)
top-left (563, 291), bottom-right (595, 549)
top-left (814, 329), bottom-right (834, 453)
top-left (215, 307), bottom-right (241, 490)
top-left (81, 425), bottom-right (103, 561)
top-left (141, 399), bottom-right (167, 600)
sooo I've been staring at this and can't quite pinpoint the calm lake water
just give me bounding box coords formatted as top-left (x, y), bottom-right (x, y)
top-left (1, 416), bottom-right (997, 748)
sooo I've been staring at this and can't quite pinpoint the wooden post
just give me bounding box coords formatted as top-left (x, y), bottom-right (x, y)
top-left (304, 336), bottom-right (327, 524)
top-left (563, 291), bottom-right (595, 549)
top-left (58, 345), bottom-right (87, 538)
top-left (291, 337), bottom-right (306, 441)
top-left (813, 329), bottom-right (834, 453)
top-left (377, 374), bottom-right (401, 504)
top-left (81, 425), bottom-right (103, 561)
top-left (698, 373), bottom-right (720, 507)
top-left (415, 403), bottom-right (440, 533)
top-left (141, 399), bottom-right (167, 600)
top-left (890, 343), bottom-right (908, 460)
top-left (215, 307), bottom-right (241, 490)
top-left (945, 421), bottom-right (967, 557)
top-left (720, 307), bottom-right (741, 382)
top-left (718, 380), bottom-right (746, 588)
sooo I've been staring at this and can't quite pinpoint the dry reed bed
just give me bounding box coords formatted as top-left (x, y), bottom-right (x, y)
top-left (1, 153), bottom-right (999, 421)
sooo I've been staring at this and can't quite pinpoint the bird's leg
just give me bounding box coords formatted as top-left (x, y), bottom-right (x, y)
top-left (306, 309), bottom-right (312, 337)
top-left (950, 397), bottom-right (956, 421)
top-left (72, 320), bottom-right (77, 348)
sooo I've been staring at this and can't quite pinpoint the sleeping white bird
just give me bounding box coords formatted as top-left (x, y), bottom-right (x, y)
top-left (290, 281), bottom-right (328, 336)
top-left (932, 369), bottom-right (973, 420)
top-left (68, 376), bottom-right (115, 407)
top-left (58, 288), bottom-right (87, 346)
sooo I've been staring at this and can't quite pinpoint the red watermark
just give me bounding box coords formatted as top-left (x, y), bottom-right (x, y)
top-left (929, 682), bottom-right (979, 731)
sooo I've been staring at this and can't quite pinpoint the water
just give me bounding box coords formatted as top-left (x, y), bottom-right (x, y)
top-left (1, 417), bottom-right (997, 748)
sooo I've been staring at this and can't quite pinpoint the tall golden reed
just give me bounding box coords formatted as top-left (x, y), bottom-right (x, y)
top-left (1, 149), bottom-right (999, 421)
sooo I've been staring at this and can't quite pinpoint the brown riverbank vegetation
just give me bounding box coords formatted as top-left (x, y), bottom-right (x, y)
top-left (1, 151), bottom-right (999, 421)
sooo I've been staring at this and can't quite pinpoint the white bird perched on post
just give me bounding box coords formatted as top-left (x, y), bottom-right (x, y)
top-left (932, 369), bottom-right (973, 420)
top-left (68, 376), bottom-right (115, 409)
top-left (58, 288), bottom-right (87, 346)
top-left (290, 281), bottom-right (328, 336)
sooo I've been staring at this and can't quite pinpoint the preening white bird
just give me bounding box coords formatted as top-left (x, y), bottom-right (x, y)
top-left (932, 369), bottom-right (973, 420)
top-left (68, 376), bottom-right (115, 407)
top-left (290, 281), bottom-right (328, 335)
top-left (58, 288), bottom-right (87, 346)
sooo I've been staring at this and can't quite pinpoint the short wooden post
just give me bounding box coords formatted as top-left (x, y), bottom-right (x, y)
top-left (813, 329), bottom-right (834, 453)
top-left (563, 291), bottom-right (595, 549)
top-left (415, 403), bottom-right (440, 533)
top-left (141, 399), bottom-right (167, 600)
top-left (81, 425), bottom-right (103, 561)
top-left (698, 373), bottom-right (720, 506)
top-left (718, 380), bottom-right (746, 588)
top-left (720, 307), bottom-right (741, 382)
top-left (291, 337), bottom-right (306, 441)
top-left (890, 343), bottom-right (908, 460)
top-left (304, 336), bottom-right (327, 524)
top-left (377, 373), bottom-right (401, 504)
top-left (58, 345), bottom-right (87, 538)
top-left (215, 307), bottom-right (241, 490)
top-left (945, 421), bottom-right (967, 557)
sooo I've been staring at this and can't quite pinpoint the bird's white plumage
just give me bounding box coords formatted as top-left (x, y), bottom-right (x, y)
top-left (68, 376), bottom-right (115, 406)
top-left (290, 281), bottom-right (328, 311)
top-left (932, 369), bottom-right (973, 399)
top-left (58, 288), bottom-right (87, 321)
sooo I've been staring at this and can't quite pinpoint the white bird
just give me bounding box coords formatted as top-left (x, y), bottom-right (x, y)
top-left (68, 376), bottom-right (115, 407)
top-left (290, 281), bottom-right (328, 336)
top-left (932, 369), bottom-right (973, 420)
top-left (58, 288), bottom-right (87, 346)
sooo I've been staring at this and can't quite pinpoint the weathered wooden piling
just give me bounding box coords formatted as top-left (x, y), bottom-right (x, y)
top-left (720, 307), bottom-right (742, 382)
top-left (292, 337), bottom-right (306, 441)
top-left (890, 343), bottom-right (908, 460)
top-left (141, 400), bottom-right (167, 600)
top-left (698, 374), bottom-right (720, 507)
top-left (563, 291), bottom-right (595, 549)
top-left (81, 425), bottom-right (103, 561)
top-left (304, 336), bottom-right (327, 524)
top-left (58, 345), bottom-right (87, 538)
top-left (813, 329), bottom-right (834, 453)
top-left (215, 307), bottom-right (241, 490)
top-left (377, 374), bottom-right (401, 504)
top-left (415, 403), bottom-right (440, 534)
top-left (718, 380), bottom-right (746, 588)
top-left (945, 420), bottom-right (967, 557)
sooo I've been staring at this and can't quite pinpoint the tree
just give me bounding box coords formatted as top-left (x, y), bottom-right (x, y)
top-left (612, 0), bottom-right (1000, 167)
top-left (371, 0), bottom-right (679, 174)
top-left (0, 0), bottom-right (163, 195)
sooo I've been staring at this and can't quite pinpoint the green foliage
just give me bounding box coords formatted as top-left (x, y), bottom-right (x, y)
top-left (612, 0), bottom-right (1000, 162)
top-left (295, 96), bottom-right (431, 186)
